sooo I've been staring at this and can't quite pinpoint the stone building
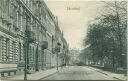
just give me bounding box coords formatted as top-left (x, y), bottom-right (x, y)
top-left (0, 0), bottom-right (68, 76)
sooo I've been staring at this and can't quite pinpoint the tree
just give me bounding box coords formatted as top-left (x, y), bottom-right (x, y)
top-left (83, 1), bottom-right (127, 68)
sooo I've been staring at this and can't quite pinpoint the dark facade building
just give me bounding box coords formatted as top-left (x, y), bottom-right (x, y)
top-left (0, 0), bottom-right (68, 77)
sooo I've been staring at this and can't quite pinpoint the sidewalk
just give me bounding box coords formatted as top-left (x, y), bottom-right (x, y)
top-left (88, 66), bottom-right (127, 81)
top-left (2, 67), bottom-right (61, 80)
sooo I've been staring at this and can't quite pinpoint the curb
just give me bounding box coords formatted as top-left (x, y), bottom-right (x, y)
top-left (88, 66), bottom-right (124, 81)
top-left (2, 68), bottom-right (60, 80)
top-left (38, 67), bottom-right (68, 80)
top-left (96, 70), bottom-right (108, 75)
top-left (38, 71), bottom-right (58, 80)
top-left (112, 77), bottom-right (124, 81)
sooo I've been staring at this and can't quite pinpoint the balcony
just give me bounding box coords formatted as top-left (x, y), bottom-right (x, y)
top-left (27, 30), bottom-right (36, 43)
top-left (41, 41), bottom-right (48, 50)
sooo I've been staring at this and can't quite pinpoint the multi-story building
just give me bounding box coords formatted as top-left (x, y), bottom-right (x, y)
top-left (0, 0), bottom-right (69, 76)
top-left (69, 49), bottom-right (80, 65)
top-left (61, 36), bottom-right (69, 66)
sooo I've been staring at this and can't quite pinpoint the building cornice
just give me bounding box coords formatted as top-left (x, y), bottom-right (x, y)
top-left (46, 31), bottom-right (52, 37)
top-left (17, 0), bottom-right (47, 31)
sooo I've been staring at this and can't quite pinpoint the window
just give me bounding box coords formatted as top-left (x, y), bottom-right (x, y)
top-left (18, 12), bottom-right (21, 30)
top-left (33, 47), bottom-right (35, 62)
top-left (29, 0), bottom-right (32, 9)
top-left (12, 41), bottom-right (15, 62)
top-left (0, 0), bottom-right (2, 18)
top-left (19, 43), bottom-right (22, 61)
top-left (12, 41), bottom-right (18, 63)
top-left (5, 38), bottom-right (9, 62)
top-left (1, 38), bottom-right (6, 62)
top-left (38, 50), bottom-right (41, 62)
top-left (0, 37), bottom-right (2, 62)
top-left (29, 46), bottom-right (32, 62)
top-left (8, 40), bottom-right (13, 62)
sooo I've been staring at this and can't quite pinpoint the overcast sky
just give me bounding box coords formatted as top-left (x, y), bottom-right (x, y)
top-left (44, 0), bottom-right (105, 50)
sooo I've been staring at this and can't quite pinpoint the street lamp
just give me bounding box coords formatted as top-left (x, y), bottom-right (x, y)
top-left (55, 42), bottom-right (61, 70)
top-left (24, 30), bottom-right (29, 80)
top-left (24, 30), bottom-right (36, 80)
top-left (24, 16), bottom-right (36, 80)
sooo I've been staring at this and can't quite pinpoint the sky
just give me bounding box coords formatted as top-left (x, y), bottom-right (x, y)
top-left (44, 0), bottom-right (105, 50)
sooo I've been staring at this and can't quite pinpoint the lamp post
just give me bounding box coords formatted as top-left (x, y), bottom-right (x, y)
top-left (55, 43), bottom-right (61, 70)
top-left (24, 15), bottom-right (35, 80)
top-left (24, 22), bottom-right (30, 80)
top-left (24, 29), bottom-right (29, 80)
top-left (24, 30), bottom-right (35, 80)
top-left (24, 14), bottom-right (29, 80)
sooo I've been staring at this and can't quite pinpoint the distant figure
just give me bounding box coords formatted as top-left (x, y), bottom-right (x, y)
top-left (61, 63), bottom-right (64, 68)
top-left (61, 63), bottom-right (66, 69)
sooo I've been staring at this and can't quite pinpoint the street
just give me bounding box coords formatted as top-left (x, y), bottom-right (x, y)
top-left (40, 66), bottom-right (118, 80)
top-left (0, 1), bottom-right (127, 81)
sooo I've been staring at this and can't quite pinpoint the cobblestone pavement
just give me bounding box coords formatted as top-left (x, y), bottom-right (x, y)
top-left (41, 66), bottom-right (120, 80)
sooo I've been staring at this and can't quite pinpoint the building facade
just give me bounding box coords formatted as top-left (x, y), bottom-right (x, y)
top-left (0, 0), bottom-right (68, 75)
top-left (69, 49), bottom-right (80, 65)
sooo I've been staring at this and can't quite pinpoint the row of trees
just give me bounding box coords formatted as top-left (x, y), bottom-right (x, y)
top-left (83, 1), bottom-right (127, 68)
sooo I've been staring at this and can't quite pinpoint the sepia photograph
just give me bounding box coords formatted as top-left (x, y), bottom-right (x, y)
top-left (0, 0), bottom-right (127, 81)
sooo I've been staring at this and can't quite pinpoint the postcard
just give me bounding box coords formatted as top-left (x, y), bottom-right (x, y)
top-left (0, 0), bottom-right (127, 81)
